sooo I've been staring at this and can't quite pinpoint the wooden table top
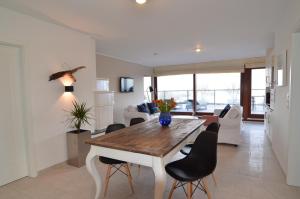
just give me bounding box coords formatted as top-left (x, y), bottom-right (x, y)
top-left (86, 118), bottom-right (205, 157)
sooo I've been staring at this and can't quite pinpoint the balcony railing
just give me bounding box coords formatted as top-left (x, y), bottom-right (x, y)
top-left (145, 89), bottom-right (265, 114)
top-left (251, 89), bottom-right (266, 114)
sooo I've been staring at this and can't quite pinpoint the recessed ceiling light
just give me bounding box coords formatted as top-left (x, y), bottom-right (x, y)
top-left (136, 0), bottom-right (147, 5)
top-left (195, 48), bottom-right (202, 53)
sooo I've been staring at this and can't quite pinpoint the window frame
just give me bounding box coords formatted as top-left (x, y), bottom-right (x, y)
top-left (153, 69), bottom-right (265, 121)
top-left (242, 68), bottom-right (265, 120)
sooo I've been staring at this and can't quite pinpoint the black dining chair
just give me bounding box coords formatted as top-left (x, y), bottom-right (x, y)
top-left (180, 122), bottom-right (220, 155)
top-left (166, 131), bottom-right (218, 199)
top-left (99, 124), bottom-right (134, 197)
top-left (180, 122), bottom-right (220, 186)
top-left (130, 117), bottom-right (145, 126)
top-left (129, 117), bottom-right (145, 174)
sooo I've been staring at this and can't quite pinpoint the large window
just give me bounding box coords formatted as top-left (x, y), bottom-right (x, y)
top-left (196, 73), bottom-right (241, 112)
top-left (144, 76), bottom-right (152, 102)
top-left (251, 69), bottom-right (266, 115)
top-left (154, 69), bottom-right (265, 119)
top-left (157, 74), bottom-right (193, 112)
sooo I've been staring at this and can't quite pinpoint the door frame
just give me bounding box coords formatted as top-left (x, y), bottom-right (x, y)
top-left (0, 42), bottom-right (37, 177)
top-left (242, 68), bottom-right (265, 120)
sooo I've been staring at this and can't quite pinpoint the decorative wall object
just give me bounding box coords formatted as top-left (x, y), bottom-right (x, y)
top-left (49, 66), bottom-right (86, 82)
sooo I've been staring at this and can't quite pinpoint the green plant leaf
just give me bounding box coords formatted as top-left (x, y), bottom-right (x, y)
top-left (66, 100), bottom-right (92, 132)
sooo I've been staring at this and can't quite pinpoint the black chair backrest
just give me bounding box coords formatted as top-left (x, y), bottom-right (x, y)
top-left (130, 117), bottom-right (145, 126)
top-left (106, 123), bottom-right (126, 134)
top-left (206, 122), bottom-right (220, 134)
top-left (188, 131), bottom-right (218, 174)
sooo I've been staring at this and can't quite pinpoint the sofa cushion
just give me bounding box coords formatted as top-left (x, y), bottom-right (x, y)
top-left (219, 104), bottom-right (231, 118)
top-left (137, 103), bottom-right (149, 113)
top-left (147, 103), bottom-right (159, 114)
top-left (127, 105), bottom-right (137, 112)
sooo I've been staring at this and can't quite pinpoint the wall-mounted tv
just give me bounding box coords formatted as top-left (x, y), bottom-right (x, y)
top-left (120, 77), bottom-right (134, 93)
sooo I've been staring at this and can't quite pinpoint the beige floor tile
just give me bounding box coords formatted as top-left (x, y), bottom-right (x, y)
top-left (1, 122), bottom-right (300, 199)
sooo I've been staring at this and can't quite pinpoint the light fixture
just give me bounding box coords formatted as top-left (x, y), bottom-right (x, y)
top-left (136, 0), bottom-right (147, 5)
top-left (65, 85), bottom-right (74, 92)
top-left (146, 86), bottom-right (154, 102)
top-left (195, 48), bottom-right (202, 53)
top-left (149, 86), bottom-right (154, 92)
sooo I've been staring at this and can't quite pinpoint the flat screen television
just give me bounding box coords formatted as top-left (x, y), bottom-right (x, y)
top-left (120, 77), bottom-right (134, 92)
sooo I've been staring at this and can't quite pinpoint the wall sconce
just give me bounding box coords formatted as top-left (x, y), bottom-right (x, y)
top-left (49, 65), bottom-right (85, 93)
top-left (65, 85), bottom-right (74, 92)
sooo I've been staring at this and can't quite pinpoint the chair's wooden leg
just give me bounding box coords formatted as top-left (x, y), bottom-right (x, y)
top-left (125, 163), bottom-right (134, 194)
top-left (212, 173), bottom-right (217, 186)
top-left (187, 182), bottom-right (193, 199)
top-left (202, 178), bottom-right (212, 199)
top-left (168, 180), bottom-right (177, 199)
top-left (103, 165), bottom-right (112, 197)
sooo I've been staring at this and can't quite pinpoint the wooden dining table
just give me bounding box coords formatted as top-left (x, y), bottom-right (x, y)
top-left (85, 117), bottom-right (205, 199)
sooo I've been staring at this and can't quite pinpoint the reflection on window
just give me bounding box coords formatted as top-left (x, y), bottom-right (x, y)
top-left (251, 69), bottom-right (266, 115)
top-left (196, 73), bottom-right (241, 112)
top-left (144, 76), bottom-right (152, 102)
top-left (157, 74), bottom-right (193, 112)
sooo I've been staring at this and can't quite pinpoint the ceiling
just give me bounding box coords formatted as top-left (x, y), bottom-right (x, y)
top-left (0, 0), bottom-right (290, 66)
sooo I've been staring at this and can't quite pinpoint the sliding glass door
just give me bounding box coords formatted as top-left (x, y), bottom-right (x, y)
top-left (196, 73), bottom-right (241, 113)
top-left (154, 69), bottom-right (265, 120)
top-left (251, 68), bottom-right (266, 115)
top-left (157, 74), bottom-right (193, 112)
top-left (155, 73), bottom-right (240, 114)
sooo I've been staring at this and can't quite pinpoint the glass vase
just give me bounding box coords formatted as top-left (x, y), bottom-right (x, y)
top-left (159, 112), bottom-right (172, 127)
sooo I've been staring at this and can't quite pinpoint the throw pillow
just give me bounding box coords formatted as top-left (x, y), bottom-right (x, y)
top-left (137, 103), bottom-right (149, 113)
top-left (147, 103), bottom-right (157, 114)
top-left (219, 104), bottom-right (231, 118)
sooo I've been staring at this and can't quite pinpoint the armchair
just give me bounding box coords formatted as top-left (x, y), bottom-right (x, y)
top-left (214, 105), bottom-right (243, 146)
top-left (123, 105), bottom-right (158, 127)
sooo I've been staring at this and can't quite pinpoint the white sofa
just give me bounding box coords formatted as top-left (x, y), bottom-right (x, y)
top-left (214, 105), bottom-right (243, 146)
top-left (123, 105), bottom-right (159, 127)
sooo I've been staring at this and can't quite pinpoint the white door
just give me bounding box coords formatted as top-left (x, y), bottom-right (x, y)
top-left (0, 44), bottom-right (28, 186)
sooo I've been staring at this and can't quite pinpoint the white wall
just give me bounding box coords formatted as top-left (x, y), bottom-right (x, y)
top-left (271, 0), bottom-right (300, 186)
top-left (96, 54), bottom-right (153, 123)
top-left (288, 33), bottom-right (300, 186)
top-left (0, 6), bottom-right (96, 171)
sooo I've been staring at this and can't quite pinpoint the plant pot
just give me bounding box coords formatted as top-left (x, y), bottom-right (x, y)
top-left (66, 129), bottom-right (91, 167)
top-left (159, 112), bottom-right (172, 127)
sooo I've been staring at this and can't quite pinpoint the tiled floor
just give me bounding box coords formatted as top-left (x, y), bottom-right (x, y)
top-left (1, 122), bottom-right (300, 199)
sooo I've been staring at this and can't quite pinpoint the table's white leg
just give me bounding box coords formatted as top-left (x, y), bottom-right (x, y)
top-left (86, 148), bottom-right (102, 199)
top-left (152, 157), bottom-right (167, 199)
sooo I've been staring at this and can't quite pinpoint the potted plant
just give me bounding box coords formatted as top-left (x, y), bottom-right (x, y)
top-left (154, 98), bottom-right (177, 127)
top-left (66, 101), bottom-right (92, 167)
top-left (68, 101), bottom-right (92, 133)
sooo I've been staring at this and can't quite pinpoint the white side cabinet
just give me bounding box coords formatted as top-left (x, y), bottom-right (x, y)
top-left (94, 91), bottom-right (114, 131)
top-left (264, 106), bottom-right (273, 142)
